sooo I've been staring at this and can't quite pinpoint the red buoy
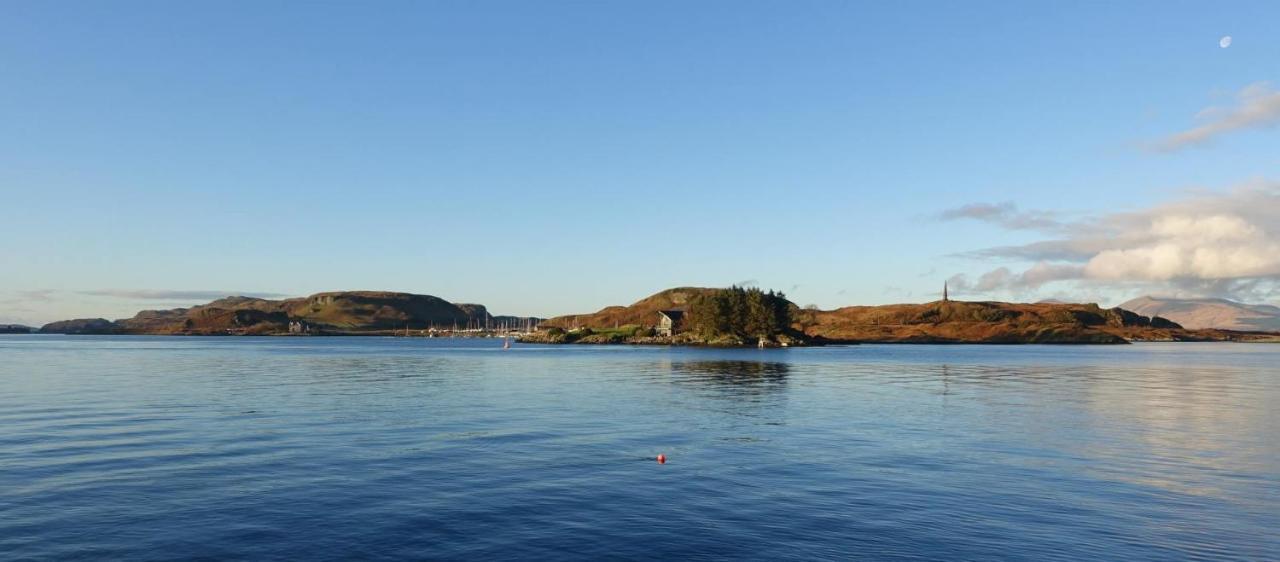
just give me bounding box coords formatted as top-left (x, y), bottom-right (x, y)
top-left (657, 454), bottom-right (666, 464)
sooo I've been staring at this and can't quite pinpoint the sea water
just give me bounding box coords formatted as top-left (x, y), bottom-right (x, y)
top-left (2, 336), bottom-right (1277, 560)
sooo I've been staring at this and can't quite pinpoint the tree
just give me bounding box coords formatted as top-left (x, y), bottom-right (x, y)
top-left (687, 287), bottom-right (792, 340)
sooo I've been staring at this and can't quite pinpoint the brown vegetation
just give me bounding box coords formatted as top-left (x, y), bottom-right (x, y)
top-left (539, 287), bottom-right (717, 330)
top-left (535, 288), bottom-right (1280, 344)
top-left (43, 291), bottom-right (538, 335)
top-left (799, 300), bottom-right (1175, 344)
top-left (33, 286), bottom-right (1280, 343)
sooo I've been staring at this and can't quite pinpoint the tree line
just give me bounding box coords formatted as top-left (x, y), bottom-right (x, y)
top-left (686, 286), bottom-right (793, 340)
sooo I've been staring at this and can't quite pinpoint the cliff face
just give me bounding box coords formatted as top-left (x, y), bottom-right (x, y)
top-left (454, 304), bottom-right (490, 323)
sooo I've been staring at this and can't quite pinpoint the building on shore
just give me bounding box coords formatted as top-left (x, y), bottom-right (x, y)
top-left (657, 310), bottom-right (685, 337)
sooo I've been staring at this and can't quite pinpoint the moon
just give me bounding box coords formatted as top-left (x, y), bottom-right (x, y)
top-left (1220, 36), bottom-right (1232, 48)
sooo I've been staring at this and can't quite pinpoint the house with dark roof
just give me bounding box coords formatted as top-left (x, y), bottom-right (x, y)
top-left (657, 310), bottom-right (685, 337)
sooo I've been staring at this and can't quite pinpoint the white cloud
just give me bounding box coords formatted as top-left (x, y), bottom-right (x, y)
top-left (947, 180), bottom-right (1280, 302)
top-left (1153, 82), bottom-right (1280, 152)
top-left (936, 202), bottom-right (1063, 231)
top-left (1084, 214), bottom-right (1280, 281)
top-left (947, 263), bottom-right (1085, 295)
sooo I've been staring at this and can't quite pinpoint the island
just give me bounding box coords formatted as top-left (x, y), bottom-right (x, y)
top-left (520, 287), bottom-right (1280, 345)
top-left (35, 292), bottom-right (542, 337)
top-left (29, 286), bottom-right (1280, 344)
top-left (523, 286), bottom-right (808, 346)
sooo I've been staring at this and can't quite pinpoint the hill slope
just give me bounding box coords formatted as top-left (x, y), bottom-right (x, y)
top-left (802, 300), bottom-right (1182, 344)
top-left (42, 291), bottom-right (540, 335)
top-left (1118, 296), bottom-right (1280, 331)
top-left (531, 288), bottom-right (1238, 344)
top-left (539, 287), bottom-right (717, 329)
top-left (39, 318), bottom-right (120, 334)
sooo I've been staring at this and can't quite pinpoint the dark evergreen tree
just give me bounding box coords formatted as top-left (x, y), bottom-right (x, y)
top-left (687, 287), bottom-right (792, 340)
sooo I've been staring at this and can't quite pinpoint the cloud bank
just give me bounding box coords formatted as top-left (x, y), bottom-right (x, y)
top-left (1153, 82), bottom-right (1280, 152)
top-left (941, 180), bottom-right (1280, 302)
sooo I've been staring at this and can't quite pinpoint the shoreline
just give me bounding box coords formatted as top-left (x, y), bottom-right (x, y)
top-left (9, 332), bottom-right (1280, 344)
top-left (21, 289), bottom-right (1280, 344)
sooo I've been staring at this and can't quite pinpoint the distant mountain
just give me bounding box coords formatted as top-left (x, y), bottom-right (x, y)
top-left (39, 318), bottom-right (119, 334)
top-left (0, 324), bottom-right (35, 334)
top-left (39, 291), bottom-right (543, 335)
top-left (1118, 296), bottom-right (1280, 332)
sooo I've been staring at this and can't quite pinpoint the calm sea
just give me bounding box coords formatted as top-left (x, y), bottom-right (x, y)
top-left (2, 336), bottom-right (1277, 560)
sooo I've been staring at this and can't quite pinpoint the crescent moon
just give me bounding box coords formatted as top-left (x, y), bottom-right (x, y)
top-left (1220, 36), bottom-right (1232, 48)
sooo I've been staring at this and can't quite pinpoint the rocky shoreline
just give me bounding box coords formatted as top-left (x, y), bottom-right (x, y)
top-left (516, 329), bottom-right (814, 347)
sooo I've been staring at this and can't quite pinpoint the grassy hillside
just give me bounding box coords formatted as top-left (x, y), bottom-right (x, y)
top-left (38, 318), bottom-right (120, 334)
top-left (800, 300), bottom-right (1181, 344)
top-left (38, 286), bottom-right (1279, 342)
top-left (110, 291), bottom-right (490, 335)
top-left (539, 287), bottom-right (718, 329)
top-left (533, 288), bottom-right (1280, 344)
top-left (276, 291), bottom-right (471, 330)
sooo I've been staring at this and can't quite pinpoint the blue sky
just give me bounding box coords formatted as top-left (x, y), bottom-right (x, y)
top-left (3, 1), bottom-right (1279, 324)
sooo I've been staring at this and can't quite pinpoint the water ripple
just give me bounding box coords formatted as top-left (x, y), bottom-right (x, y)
top-left (0, 336), bottom-right (1277, 560)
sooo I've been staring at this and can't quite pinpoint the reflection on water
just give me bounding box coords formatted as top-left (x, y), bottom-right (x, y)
top-left (672, 359), bottom-right (791, 378)
top-left (0, 337), bottom-right (1276, 560)
top-left (1077, 364), bottom-right (1277, 505)
top-left (665, 360), bottom-right (790, 389)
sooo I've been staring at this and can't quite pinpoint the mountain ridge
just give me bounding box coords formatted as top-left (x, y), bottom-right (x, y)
top-left (29, 288), bottom-right (1280, 343)
top-left (0, 324), bottom-right (35, 334)
top-left (1118, 296), bottom-right (1280, 331)
top-left (530, 287), bottom-right (1280, 344)
top-left (38, 291), bottom-right (542, 335)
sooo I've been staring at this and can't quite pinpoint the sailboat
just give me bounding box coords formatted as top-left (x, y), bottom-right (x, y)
top-left (502, 335), bottom-right (511, 350)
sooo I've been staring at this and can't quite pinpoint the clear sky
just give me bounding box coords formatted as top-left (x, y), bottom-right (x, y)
top-left (3, 1), bottom-right (1279, 325)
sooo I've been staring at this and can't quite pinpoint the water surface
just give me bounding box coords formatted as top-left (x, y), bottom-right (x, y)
top-left (2, 336), bottom-right (1277, 560)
